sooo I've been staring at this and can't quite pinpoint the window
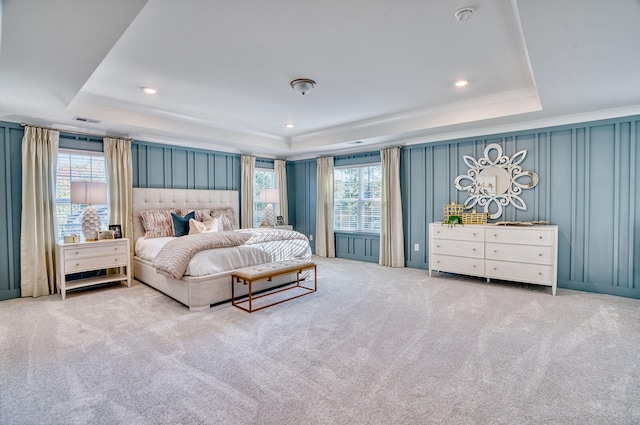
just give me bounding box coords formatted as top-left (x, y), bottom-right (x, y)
top-left (334, 164), bottom-right (382, 232)
top-left (55, 150), bottom-right (108, 241)
top-left (253, 168), bottom-right (277, 227)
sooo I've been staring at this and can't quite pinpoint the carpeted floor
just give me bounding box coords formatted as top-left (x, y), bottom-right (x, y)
top-left (1, 256), bottom-right (639, 425)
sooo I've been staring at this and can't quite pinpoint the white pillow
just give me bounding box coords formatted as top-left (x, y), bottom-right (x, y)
top-left (188, 218), bottom-right (219, 234)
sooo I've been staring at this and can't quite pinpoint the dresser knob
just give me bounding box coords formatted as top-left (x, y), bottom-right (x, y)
top-left (493, 267), bottom-right (497, 270)
top-left (472, 248), bottom-right (476, 251)
top-left (76, 263), bottom-right (80, 267)
top-left (539, 236), bottom-right (543, 239)
top-left (473, 233), bottom-right (476, 236)
top-left (494, 234), bottom-right (497, 237)
top-left (538, 272), bottom-right (542, 275)
top-left (473, 265), bottom-right (476, 268)
top-left (539, 253), bottom-right (542, 256)
top-left (75, 251), bottom-right (79, 255)
top-left (494, 250), bottom-right (497, 253)
top-left (436, 245), bottom-right (440, 248)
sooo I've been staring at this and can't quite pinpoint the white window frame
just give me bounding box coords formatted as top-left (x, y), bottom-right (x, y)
top-left (55, 149), bottom-right (109, 241)
top-left (334, 163), bottom-right (382, 233)
top-left (253, 167), bottom-right (278, 227)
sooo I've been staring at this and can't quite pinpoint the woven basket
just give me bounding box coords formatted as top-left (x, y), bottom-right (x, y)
top-left (443, 202), bottom-right (464, 222)
top-left (461, 210), bottom-right (489, 225)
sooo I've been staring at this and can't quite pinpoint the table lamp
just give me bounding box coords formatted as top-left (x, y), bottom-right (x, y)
top-left (259, 188), bottom-right (279, 227)
top-left (71, 181), bottom-right (107, 241)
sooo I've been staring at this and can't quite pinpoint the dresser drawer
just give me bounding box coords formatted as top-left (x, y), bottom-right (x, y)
top-left (63, 242), bottom-right (128, 259)
top-left (65, 254), bottom-right (129, 273)
top-left (486, 260), bottom-right (554, 285)
top-left (431, 254), bottom-right (484, 276)
top-left (430, 225), bottom-right (484, 242)
top-left (485, 227), bottom-right (554, 246)
top-left (432, 239), bottom-right (484, 258)
top-left (485, 243), bottom-right (555, 265)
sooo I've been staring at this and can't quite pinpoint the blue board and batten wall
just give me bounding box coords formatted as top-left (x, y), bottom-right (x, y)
top-left (1, 116), bottom-right (639, 300)
top-left (289, 116), bottom-right (640, 299)
top-left (400, 118), bottom-right (639, 298)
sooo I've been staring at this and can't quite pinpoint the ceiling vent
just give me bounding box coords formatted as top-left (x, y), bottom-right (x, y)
top-left (454, 7), bottom-right (474, 22)
top-left (73, 117), bottom-right (101, 124)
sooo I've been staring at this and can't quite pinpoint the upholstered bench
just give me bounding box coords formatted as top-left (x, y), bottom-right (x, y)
top-left (231, 259), bottom-right (317, 312)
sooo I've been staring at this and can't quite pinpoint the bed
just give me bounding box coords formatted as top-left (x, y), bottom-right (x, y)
top-left (132, 188), bottom-right (312, 311)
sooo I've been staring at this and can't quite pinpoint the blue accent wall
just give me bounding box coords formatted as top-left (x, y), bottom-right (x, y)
top-left (2, 115), bottom-right (639, 300)
top-left (131, 141), bottom-right (240, 190)
top-left (289, 115), bottom-right (640, 299)
top-left (287, 159), bottom-right (317, 253)
top-left (400, 116), bottom-right (639, 298)
top-left (0, 123), bottom-right (23, 301)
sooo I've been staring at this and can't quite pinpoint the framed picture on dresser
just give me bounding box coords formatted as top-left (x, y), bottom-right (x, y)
top-left (109, 224), bottom-right (122, 239)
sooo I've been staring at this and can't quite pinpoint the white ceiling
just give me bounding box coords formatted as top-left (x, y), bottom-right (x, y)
top-left (1, 0), bottom-right (639, 159)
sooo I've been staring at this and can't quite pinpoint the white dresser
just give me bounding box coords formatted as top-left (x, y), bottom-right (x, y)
top-left (55, 238), bottom-right (131, 300)
top-left (429, 223), bottom-right (558, 295)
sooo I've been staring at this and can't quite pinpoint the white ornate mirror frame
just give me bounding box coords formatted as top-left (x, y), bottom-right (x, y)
top-left (454, 143), bottom-right (539, 219)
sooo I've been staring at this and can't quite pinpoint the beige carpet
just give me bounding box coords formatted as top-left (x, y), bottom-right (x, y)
top-left (1, 256), bottom-right (639, 424)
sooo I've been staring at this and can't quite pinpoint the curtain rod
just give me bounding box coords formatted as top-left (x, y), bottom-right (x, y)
top-left (19, 122), bottom-right (133, 142)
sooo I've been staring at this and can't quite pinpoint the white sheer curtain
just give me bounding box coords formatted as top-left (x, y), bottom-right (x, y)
top-left (315, 156), bottom-right (335, 257)
top-left (241, 154), bottom-right (255, 228)
top-left (104, 137), bottom-right (133, 255)
top-left (274, 159), bottom-right (288, 224)
top-left (379, 146), bottom-right (405, 267)
top-left (20, 126), bottom-right (59, 297)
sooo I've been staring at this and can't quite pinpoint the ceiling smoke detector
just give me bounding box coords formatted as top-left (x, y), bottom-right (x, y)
top-left (454, 7), bottom-right (474, 22)
top-left (290, 78), bottom-right (316, 95)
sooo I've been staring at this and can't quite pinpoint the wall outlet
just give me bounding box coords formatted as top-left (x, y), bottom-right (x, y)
top-left (414, 243), bottom-right (419, 251)
top-left (309, 234), bottom-right (313, 241)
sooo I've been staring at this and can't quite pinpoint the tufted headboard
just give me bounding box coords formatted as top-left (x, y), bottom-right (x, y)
top-left (132, 188), bottom-right (240, 247)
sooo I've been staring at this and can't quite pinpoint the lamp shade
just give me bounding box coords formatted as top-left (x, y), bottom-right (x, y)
top-left (71, 182), bottom-right (107, 205)
top-left (259, 188), bottom-right (279, 203)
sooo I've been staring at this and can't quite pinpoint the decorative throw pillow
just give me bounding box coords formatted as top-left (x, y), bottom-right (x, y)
top-left (171, 211), bottom-right (195, 237)
top-left (188, 218), bottom-right (219, 234)
top-left (191, 209), bottom-right (214, 222)
top-left (140, 209), bottom-right (180, 238)
top-left (210, 208), bottom-right (238, 231)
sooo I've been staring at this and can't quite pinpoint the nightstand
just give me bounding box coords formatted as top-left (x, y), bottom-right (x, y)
top-left (55, 238), bottom-right (131, 300)
top-left (274, 225), bottom-right (293, 230)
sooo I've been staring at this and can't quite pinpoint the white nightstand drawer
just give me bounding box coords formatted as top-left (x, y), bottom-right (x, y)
top-left (485, 243), bottom-right (554, 265)
top-left (486, 260), bottom-right (554, 285)
top-left (431, 254), bottom-right (484, 276)
top-left (431, 225), bottom-right (484, 241)
top-left (63, 241), bottom-right (128, 259)
top-left (65, 254), bottom-right (128, 273)
top-left (432, 239), bottom-right (484, 258)
top-left (485, 227), bottom-right (554, 246)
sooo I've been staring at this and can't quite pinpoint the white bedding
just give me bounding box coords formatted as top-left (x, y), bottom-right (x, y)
top-left (135, 231), bottom-right (311, 277)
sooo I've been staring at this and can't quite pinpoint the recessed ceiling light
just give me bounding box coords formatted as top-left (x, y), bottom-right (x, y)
top-left (455, 79), bottom-right (469, 87)
top-left (285, 123), bottom-right (294, 129)
top-left (142, 86), bottom-right (157, 94)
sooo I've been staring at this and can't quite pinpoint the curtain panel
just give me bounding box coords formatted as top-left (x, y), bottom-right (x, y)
top-left (20, 126), bottom-right (59, 297)
top-left (241, 154), bottom-right (255, 228)
top-left (274, 159), bottom-right (288, 224)
top-left (104, 137), bottom-right (133, 263)
top-left (380, 146), bottom-right (405, 267)
top-left (315, 156), bottom-right (335, 257)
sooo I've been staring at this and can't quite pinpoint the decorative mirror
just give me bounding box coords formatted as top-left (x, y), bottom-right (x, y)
top-left (454, 143), bottom-right (538, 219)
